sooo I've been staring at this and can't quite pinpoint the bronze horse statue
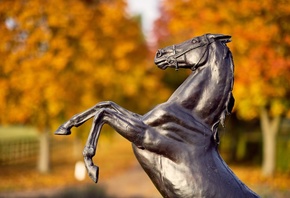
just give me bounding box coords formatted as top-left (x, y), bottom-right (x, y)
top-left (55, 33), bottom-right (259, 197)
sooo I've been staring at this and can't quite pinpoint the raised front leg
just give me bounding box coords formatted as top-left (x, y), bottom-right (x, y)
top-left (82, 107), bottom-right (189, 183)
top-left (82, 107), bottom-right (147, 183)
top-left (54, 101), bottom-right (141, 135)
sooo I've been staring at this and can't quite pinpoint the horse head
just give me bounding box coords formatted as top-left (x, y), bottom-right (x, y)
top-left (155, 34), bottom-right (231, 71)
top-left (155, 33), bottom-right (234, 142)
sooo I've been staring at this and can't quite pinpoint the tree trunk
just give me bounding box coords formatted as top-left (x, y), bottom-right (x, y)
top-left (38, 130), bottom-right (50, 173)
top-left (260, 107), bottom-right (281, 177)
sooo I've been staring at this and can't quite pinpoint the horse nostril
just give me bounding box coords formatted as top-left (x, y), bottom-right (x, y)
top-left (156, 50), bottom-right (163, 58)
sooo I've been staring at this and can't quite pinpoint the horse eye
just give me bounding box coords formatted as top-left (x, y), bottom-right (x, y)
top-left (192, 39), bottom-right (200, 44)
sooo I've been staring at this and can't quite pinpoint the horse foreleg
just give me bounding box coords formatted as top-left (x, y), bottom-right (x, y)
top-left (55, 107), bottom-right (98, 135)
top-left (55, 101), bottom-right (141, 135)
top-left (82, 108), bottom-right (147, 183)
top-left (82, 113), bottom-right (105, 183)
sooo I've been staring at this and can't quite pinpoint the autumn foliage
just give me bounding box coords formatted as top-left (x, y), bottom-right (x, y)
top-left (0, 0), bottom-right (169, 130)
top-left (154, 0), bottom-right (290, 119)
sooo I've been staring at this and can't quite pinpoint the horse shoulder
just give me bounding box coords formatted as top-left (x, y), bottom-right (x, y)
top-left (142, 103), bottom-right (170, 126)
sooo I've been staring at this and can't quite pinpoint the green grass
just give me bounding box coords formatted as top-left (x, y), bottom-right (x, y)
top-left (0, 126), bottom-right (38, 140)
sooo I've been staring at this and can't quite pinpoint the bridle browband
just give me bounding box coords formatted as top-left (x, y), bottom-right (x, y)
top-left (167, 35), bottom-right (215, 71)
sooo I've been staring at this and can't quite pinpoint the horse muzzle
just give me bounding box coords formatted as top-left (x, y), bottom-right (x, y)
top-left (156, 62), bottom-right (169, 70)
top-left (154, 48), bottom-right (183, 70)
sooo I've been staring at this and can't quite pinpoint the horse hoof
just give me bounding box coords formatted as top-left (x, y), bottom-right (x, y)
top-left (88, 165), bottom-right (99, 183)
top-left (54, 125), bottom-right (71, 135)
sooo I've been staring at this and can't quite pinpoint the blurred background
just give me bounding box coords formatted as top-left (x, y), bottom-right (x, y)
top-left (0, 0), bottom-right (289, 197)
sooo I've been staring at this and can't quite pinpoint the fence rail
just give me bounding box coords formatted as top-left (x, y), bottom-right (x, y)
top-left (0, 138), bottom-right (39, 165)
top-left (0, 137), bottom-right (76, 166)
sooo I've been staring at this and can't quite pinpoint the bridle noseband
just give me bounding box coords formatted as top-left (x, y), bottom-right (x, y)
top-left (167, 35), bottom-right (215, 71)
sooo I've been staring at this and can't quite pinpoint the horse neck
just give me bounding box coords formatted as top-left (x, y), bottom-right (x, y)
top-left (168, 47), bottom-right (234, 130)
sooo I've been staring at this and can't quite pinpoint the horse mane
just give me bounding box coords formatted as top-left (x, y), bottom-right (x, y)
top-left (212, 40), bottom-right (235, 143)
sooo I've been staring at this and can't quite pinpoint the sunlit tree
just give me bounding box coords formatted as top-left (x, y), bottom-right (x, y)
top-left (0, 0), bottom-right (169, 172)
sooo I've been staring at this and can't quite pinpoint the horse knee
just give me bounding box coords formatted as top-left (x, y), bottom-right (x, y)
top-left (95, 101), bottom-right (115, 108)
top-left (83, 146), bottom-right (95, 158)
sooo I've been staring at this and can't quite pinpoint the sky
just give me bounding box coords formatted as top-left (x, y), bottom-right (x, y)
top-left (126, 0), bottom-right (161, 39)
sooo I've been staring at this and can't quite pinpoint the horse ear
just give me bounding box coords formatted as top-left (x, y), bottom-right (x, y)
top-left (208, 34), bottom-right (231, 43)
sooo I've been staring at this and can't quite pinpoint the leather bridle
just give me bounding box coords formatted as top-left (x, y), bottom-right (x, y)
top-left (166, 35), bottom-right (215, 71)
